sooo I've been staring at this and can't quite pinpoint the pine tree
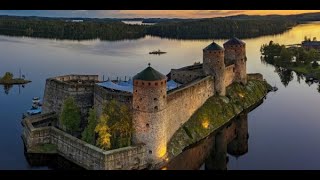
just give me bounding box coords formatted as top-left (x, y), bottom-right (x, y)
top-left (81, 108), bottom-right (98, 145)
top-left (59, 96), bottom-right (81, 134)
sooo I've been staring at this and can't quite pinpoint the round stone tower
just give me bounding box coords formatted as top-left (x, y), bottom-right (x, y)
top-left (223, 37), bottom-right (247, 85)
top-left (132, 63), bottom-right (168, 164)
top-left (203, 41), bottom-right (226, 96)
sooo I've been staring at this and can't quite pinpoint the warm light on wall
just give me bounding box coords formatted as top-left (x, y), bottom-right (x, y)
top-left (202, 119), bottom-right (209, 129)
top-left (238, 93), bottom-right (244, 98)
top-left (158, 146), bottom-right (167, 158)
top-left (161, 167), bottom-right (167, 170)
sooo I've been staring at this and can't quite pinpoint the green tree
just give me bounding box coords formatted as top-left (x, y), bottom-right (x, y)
top-left (59, 97), bottom-right (81, 134)
top-left (94, 100), bottom-right (133, 150)
top-left (279, 47), bottom-right (292, 65)
top-left (111, 104), bottom-right (133, 148)
top-left (1, 72), bottom-right (13, 81)
top-left (81, 108), bottom-right (98, 145)
top-left (305, 49), bottom-right (319, 65)
top-left (95, 113), bottom-right (112, 150)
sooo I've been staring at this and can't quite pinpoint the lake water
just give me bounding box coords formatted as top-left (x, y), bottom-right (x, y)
top-left (1, 22), bottom-right (320, 170)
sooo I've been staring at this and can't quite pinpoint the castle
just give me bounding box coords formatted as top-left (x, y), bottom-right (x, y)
top-left (41, 37), bottom-right (248, 166)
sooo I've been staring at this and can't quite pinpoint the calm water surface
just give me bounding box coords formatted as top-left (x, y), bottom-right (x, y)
top-left (1, 22), bottom-right (320, 170)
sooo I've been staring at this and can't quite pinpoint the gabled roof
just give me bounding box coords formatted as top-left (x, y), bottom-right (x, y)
top-left (224, 37), bottom-right (245, 46)
top-left (203, 41), bottom-right (224, 51)
top-left (133, 64), bottom-right (166, 81)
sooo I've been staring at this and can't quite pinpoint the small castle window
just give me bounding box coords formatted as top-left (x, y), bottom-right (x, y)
top-left (135, 82), bottom-right (138, 85)
top-left (137, 106), bottom-right (139, 109)
top-left (163, 95), bottom-right (166, 98)
top-left (189, 75), bottom-right (192, 77)
top-left (161, 82), bottom-right (163, 85)
top-left (155, 82), bottom-right (158, 86)
top-left (154, 98), bottom-right (158, 101)
top-left (148, 82), bottom-right (151, 86)
top-left (140, 98), bottom-right (142, 101)
top-left (146, 124), bottom-right (149, 128)
top-left (149, 150), bottom-right (152, 154)
top-left (154, 106), bottom-right (158, 110)
top-left (135, 90), bottom-right (138, 93)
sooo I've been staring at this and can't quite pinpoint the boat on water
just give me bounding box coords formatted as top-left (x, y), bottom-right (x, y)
top-left (149, 49), bottom-right (167, 55)
top-left (22, 97), bottom-right (42, 119)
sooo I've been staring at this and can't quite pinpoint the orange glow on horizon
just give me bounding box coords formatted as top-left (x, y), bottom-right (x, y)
top-left (117, 10), bottom-right (320, 19)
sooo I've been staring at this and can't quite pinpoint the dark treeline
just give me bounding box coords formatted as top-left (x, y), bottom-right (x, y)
top-left (146, 18), bottom-right (296, 39)
top-left (1, 13), bottom-right (320, 41)
top-left (0, 16), bottom-right (147, 41)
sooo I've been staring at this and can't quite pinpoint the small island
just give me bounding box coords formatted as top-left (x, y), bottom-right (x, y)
top-left (0, 72), bottom-right (31, 85)
top-left (260, 38), bottom-right (320, 81)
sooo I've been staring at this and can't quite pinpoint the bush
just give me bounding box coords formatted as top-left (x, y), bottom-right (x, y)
top-left (1, 72), bottom-right (13, 81)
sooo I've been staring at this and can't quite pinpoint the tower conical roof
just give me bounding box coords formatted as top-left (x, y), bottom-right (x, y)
top-left (203, 41), bottom-right (224, 51)
top-left (223, 37), bottom-right (245, 46)
top-left (133, 64), bottom-right (166, 81)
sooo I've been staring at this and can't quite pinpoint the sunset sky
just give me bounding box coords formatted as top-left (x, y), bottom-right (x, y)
top-left (0, 10), bottom-right (320, 18)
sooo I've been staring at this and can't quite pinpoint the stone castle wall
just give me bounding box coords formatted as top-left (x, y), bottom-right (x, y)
top-left (94, 85), bottom-right (132, 117)
top-left (42, 75), bottom-right (98, 129)
top-left (54, 74), bottom-right (99, 82)
top-left (247, 73), bottom-right (264, 81)
top-left (225, 65), bottom-right (235, 87)
top-left (170, 69), bottom-right (204, 84)
top-left (166, 76), bottom-right (214, 143)
top-left (22, 114), bottom-right (148, 170)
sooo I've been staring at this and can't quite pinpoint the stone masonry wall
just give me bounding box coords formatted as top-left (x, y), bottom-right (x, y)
top-left (170, 69), bottom-right (204, 84)
top-left (22, 114), bottom-right (148, 170)
top-left (42, 76), bottom-right (97, 129)
top-left (225, 65), bottom-right (235, 87)
top-left (247, 73), bottom-right (264, 81)
top-left (94, 85), bottom-right (132, 117)
top-left (166, 76), bottom-right (214, 144)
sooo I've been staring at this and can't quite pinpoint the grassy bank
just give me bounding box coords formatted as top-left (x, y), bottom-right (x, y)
top-left (167, 79), bottom-right (271, 158)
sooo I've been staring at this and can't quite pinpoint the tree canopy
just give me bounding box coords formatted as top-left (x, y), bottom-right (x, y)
top-left (0, 15), bottom-right (297, 41)
top-left (81, 108), bottom-right (98, 145)
top-left (59, 96), bottom-right (81, 134)
top-left (94, 100), bottom-right (133, 150)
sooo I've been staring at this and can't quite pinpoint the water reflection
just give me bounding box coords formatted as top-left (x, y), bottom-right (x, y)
top-left (1, 84), bottom-right (26, 95)
top-left (165, 112), bottom-right (249, 170)
top-left (274, 67), bottom-right (294, 87)
top-left (3, 84), bottom-right (13, 95)
top-left (23, 146), bottom-right (83, 170)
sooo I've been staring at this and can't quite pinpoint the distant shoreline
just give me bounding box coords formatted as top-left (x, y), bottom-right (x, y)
top-left (0, 78), bottom-right (31, 85)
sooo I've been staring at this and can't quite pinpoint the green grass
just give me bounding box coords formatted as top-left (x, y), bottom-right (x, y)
top-left (167, 80), bottom-right (270, 157)
top-left (28, 143), bottom-right (57, 154)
